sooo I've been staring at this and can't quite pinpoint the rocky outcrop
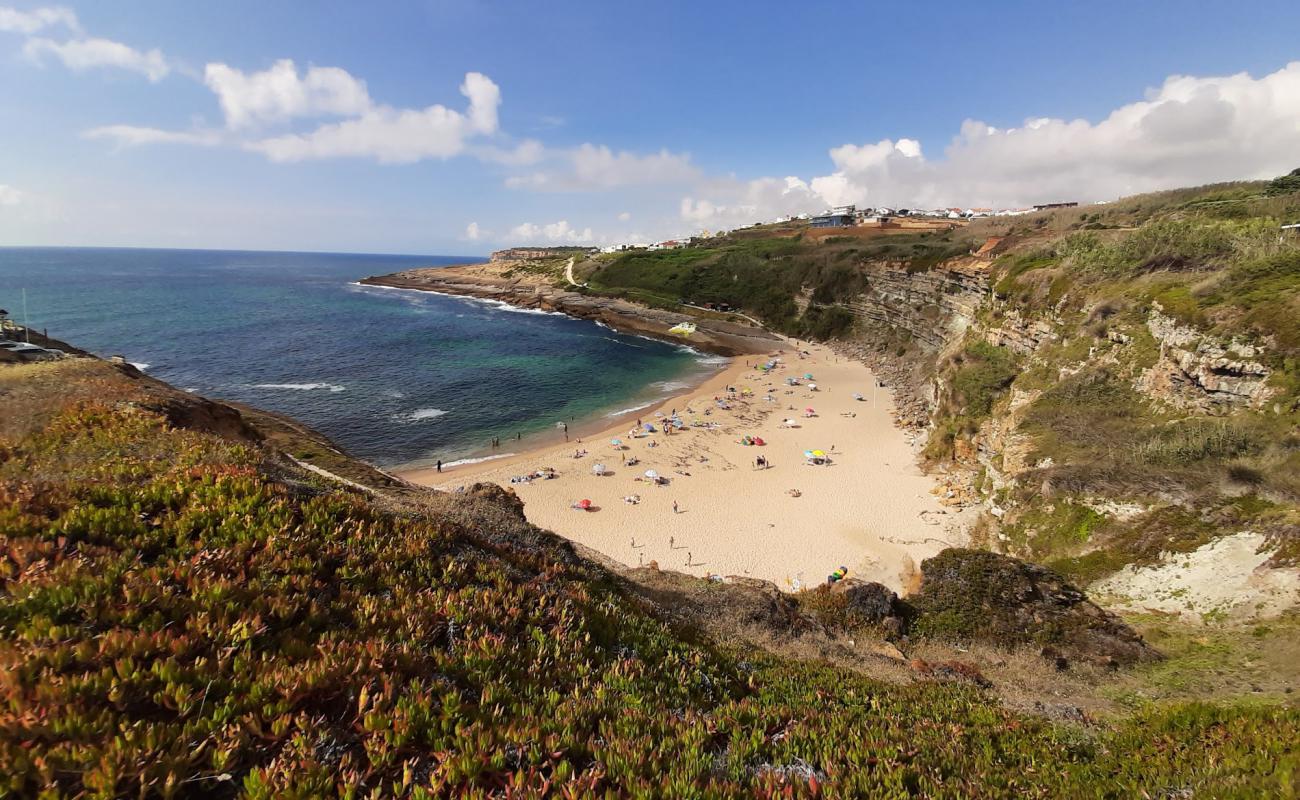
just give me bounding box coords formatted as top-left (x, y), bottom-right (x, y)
top-left (361, 268), bottom-right (783, 356)
top-left (909, 549), bottom-right (1161, 667)
top-left (840, 260), bottom-right (987, 350)
top-left (1137, 308), bottom-right (1274, 413)
top-left (983, 308), bottom-right (1059, 355)
top-left (831, 579), bottom-right (908, 637)
top-left (489, 247), bottom-right (575, 262)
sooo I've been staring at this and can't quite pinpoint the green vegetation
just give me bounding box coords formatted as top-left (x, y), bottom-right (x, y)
top-left (924, 340), bottom-right (1019, 461)
top-left (1265, 166), bottom-right (1300, 196)
top-left (585, 230), bottom-right (971, 339)
top-left (4, 378), bottom-right (1299, 796)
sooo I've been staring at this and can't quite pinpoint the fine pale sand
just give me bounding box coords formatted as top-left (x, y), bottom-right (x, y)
top-left (401, 342), bottom-right (970, 592)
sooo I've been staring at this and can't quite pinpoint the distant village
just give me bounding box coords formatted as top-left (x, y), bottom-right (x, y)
top-left (590, 201), bottom-right (1079, 254)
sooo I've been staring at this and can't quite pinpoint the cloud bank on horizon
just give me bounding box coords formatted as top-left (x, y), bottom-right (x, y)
top-left (2, 3), bottom-right (1299, 250)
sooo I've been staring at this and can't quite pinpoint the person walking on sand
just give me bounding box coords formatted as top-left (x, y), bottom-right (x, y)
top-left (563, 422), bottom-right (569, 442)
top-left (673, 500), bottom-right (679, 514)
top-left (436, 459), bottom-right (442, 474)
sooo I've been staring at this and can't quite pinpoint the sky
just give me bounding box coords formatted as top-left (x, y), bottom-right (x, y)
top-left (1, 0), bottom-right (1299, 255)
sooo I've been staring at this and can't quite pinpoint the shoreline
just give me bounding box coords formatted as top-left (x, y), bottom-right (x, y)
top-left (402, 341), bottom-right (972, 592)
top-left (399, 354), bottom-right (755, 482)
top-left (393, 351), bottom-right (740, 475)
top-left (359, 262), bottom-right (784, 357)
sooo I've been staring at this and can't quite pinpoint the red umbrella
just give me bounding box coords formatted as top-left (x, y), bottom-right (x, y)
top-left (578, 499), bottom-right (592, 510)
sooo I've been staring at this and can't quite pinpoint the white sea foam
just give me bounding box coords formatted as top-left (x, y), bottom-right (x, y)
top-left (462, 296), bottom-right (566, 317)
top-left (604, 400), bottom-right (657, 418)
top-left (356, 281), bottom-right (566, 317)
top-left (408, 408), bottom-right (448, 421)
top-left (252, 383), bottom-right (345, 393)
top-left (442, 453), bottom-right (515, 468)
top-left (652, 380), bottom-right (693, 392)
top-left (129, 362), bottom-right (150, 371)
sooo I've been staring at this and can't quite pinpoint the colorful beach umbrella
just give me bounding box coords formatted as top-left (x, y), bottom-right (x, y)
top-left (805, 407), bottom-right (815, 413)
top-left (578, 499), bottom-right (592, 510)
top-left (644, 469), bottom-right (659, 479)
top-left (610, 438), bottom-right (622, 446)
top-left (804, 373), bottom-right (814, 380)
top-left (812, 450), bottom-right (826, 458)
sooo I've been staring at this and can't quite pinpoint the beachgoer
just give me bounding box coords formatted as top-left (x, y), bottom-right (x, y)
top-left (436, 459), bottom-right (442, 473)
top-left (669, 536), bottom-right (675, 549)
top-left (673, 500), bottom-right (679, 514)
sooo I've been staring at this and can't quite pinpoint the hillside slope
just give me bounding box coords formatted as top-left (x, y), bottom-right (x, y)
top-left (584, 178), bottom-right (1300, 622)
top-left (3, 354), bottom-right (1298, 797)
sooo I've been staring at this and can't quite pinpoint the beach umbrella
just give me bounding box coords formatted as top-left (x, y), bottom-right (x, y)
top-left (610, 438), bottom-right (622, 446)
top-left (644, 469), bottom-right (659, 479)
top-left (812, 450), bottom-right (826, 458)
top-left (644, 423), bottom-right (655, 431)
top-left (578, 498), bottom-right (592, 510)
top-left (805, 407), bottom-right (815, 413)
top-left (804, 373), bottom-right (814, 380)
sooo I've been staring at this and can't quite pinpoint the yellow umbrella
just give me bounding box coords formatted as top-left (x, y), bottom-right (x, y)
top-left (811, 449), bottom-right (826, 458)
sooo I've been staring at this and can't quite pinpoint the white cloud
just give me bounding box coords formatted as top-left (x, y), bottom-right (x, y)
top-left (245, 72), bottom-right (501, 163)
top-left (461, 72), bottom-right (499, 135)
top-left (508, 219), bottom-right (594, 244)
top-left (204, 59), bottom-right (372, 129)
top-left (680, 176), bottom-right (822, 229)
top-left (473, 139), bottom-right (544, 166)
top-left (83, 125), bottom-right (223, 148)
top-left (678, 61), bottom-right (1300, 228)
top-left (617, 211), bottom-right (631, 221)
top-left (507, 144), bottom-right (699, 190)
top-left (23, 36), bottom-right (168, 81)
top-left (0, 184), bottom-right (22, 206)
top-left (464, 221), bottom-right (483, 240)
top-left (0, 5), bottom-right (78, 34)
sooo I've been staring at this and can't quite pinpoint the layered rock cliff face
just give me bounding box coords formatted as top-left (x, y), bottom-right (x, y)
top-left (830, 244), bottom-right (1298, 618)
top-left (1137, 307), bottom-right (1275, 413)
top-left (838, 262), bottom-right (1279, 426)
top-left (838, 258), bottom-right (987, 350)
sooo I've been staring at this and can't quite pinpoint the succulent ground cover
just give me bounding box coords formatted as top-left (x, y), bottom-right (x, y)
top-left (1, 387), bottom-right (1298, 797)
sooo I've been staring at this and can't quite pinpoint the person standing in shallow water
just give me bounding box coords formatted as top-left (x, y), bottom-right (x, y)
top-left (436, 460), bottom-right (442, 473)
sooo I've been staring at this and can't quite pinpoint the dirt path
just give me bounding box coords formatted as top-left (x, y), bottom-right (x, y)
top-left (564, 257), bottom-right (584, 287)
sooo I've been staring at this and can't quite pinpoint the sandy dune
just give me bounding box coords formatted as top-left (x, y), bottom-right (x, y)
top-left (402, 343), bottom-right (970, 592)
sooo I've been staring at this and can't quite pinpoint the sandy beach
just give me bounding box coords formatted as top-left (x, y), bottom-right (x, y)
top-left (402, 342), bottom-right (971, 592)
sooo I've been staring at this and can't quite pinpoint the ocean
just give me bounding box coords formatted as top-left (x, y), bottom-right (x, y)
top-left (0, 247), bottom-right (720, 468)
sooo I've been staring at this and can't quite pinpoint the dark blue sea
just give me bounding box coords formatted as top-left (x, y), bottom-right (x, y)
top-left (0, 247), bottom-right (718, 467)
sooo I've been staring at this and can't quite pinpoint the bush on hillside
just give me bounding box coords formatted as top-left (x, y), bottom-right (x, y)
top-left (1265, 167), bottom-right (1300, 196)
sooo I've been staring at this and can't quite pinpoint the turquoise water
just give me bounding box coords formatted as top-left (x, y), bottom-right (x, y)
top-left (0, 247), bottom-right (718, 467)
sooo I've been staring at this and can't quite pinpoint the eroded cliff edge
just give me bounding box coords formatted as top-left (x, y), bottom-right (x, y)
top-left (360, 263), bottom-right (784, 356)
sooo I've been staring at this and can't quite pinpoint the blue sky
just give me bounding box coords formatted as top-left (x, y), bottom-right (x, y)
top-left (2, 1), bottom-right (1299, 254)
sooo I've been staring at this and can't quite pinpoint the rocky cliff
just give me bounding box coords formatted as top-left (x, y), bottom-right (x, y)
top-left (362, 265), bottom-right (784, 356)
